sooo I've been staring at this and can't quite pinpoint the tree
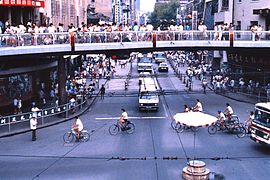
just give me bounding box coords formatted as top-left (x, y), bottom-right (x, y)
top-left (148, 0), bottom-right (179, 29)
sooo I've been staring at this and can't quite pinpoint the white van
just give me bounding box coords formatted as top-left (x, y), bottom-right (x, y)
top-left (139, 77), bottom-right (159, 111)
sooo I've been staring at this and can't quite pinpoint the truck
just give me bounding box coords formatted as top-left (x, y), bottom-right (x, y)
top-left (138, 77), bottom-right (159, 111)
top-left (137, 53), bottom-right (153, 72)
top-left (250, 102), bottom-right (270, 145)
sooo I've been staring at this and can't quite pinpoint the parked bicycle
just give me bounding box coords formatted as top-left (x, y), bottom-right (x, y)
top-left (63, 129), bottom-right (90, 143)
top-left (109, 120), bottom-right (135, 135)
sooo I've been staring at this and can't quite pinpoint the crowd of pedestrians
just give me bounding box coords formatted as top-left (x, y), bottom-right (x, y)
top-left (1, 20), bottom-right (269, 47)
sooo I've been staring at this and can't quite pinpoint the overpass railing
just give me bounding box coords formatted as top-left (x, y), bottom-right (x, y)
top-left (0, 31), bottom-right (269, 48)
top-left (0, 97), bottom-right (87, 136)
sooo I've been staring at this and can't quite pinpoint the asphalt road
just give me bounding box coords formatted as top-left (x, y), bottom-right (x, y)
top-left (0, 59), bottom-right (269, 180)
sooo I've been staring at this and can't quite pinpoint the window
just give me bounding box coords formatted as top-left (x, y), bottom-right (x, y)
top-left (221, 0), bottom-right (229, 11)
top-left (236, 21), bottom-right (241, 30)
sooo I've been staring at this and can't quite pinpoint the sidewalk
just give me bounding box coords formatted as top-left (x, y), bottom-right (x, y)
top-left (169, 59), bottom-right (260, 104)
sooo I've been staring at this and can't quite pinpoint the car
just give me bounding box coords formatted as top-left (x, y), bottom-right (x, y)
top-left (153, 52), bottom-right (166, 63)
top-left (158, 62), bottom-right (169, 72)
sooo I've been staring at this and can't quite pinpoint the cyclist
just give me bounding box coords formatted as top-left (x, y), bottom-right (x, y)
top-left (245, 111), bottom-right (254, 134)
top-left (184, 104), bottom-right (190, 112)
top-left (224, 103), bottom-right (234, 121)
top-left (193, 99), bottom-right (203, 112)
top-left (119, 108), bottom-right (128, 130)
top-left (72, 116), bottom-right (84, 140)
top-left (217, 110), bottom-right (226, 129)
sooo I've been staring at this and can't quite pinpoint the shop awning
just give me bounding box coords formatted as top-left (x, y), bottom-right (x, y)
top-left (0, 0), bottom-right (44, 8)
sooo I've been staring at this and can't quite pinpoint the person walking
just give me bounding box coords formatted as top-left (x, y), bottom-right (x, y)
top-left (100, 84), bottom-right (105, 99)
top-left (30, 116), bottom-right (37, 141)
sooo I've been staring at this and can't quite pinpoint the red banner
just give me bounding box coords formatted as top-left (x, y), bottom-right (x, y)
top-left (0, 0), bottom-right (44, 7)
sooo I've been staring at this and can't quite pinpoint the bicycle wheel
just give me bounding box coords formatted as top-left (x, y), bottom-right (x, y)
top-left (208, 125), bottom-right (217, 135)
top-left (236, 127), bottom-right (246, 138)
top-left (80, 131), bottom-right (90, 142)
top-left (63, 132), bottom-right (74, 143)
top-left (171, 120), bottom-right (179, 130)
top-left (175, 124), bottom-right (184, 133)
top-left (191, 127), bottom-right (199, 132)
top-left (126, 123), bottom-right (135, 134)
top-left (109, 124), bottom-right (119, 135)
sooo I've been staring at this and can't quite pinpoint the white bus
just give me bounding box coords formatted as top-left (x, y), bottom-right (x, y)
top-left (139, 77), bottom-right (159, 111)
top-left (250, 102), bottom-right (270, 145)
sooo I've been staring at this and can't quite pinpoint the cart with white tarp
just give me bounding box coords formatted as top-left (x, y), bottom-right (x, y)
top-left (173, 112), bottom-right (218, 180)
top-left (173, 112), bottom-right (217, 133)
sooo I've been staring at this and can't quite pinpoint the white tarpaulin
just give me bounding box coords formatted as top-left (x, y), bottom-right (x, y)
top-left (173, 112), bottom-right (217, 127)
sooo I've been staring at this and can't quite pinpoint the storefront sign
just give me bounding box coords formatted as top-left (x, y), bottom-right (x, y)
top-left (0, 0), bottom-right (44, 7)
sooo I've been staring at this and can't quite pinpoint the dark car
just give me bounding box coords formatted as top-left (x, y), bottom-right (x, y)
top-left (158, 62), bottom-right (169, 72)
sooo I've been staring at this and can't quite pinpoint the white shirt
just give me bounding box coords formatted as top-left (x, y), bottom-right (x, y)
top-left (76, 118), bottom-right (84, 131)
top-left (196, 102), bottom-right (203, 112)
top-left (122, 112), bottom-right (128, 120)
top-left (218, 112), bottom-right (226, 121)
top-left (31, 107), bottom-right (40, 117)
top-left (30, 117), bottom-right (37, 130)
top-left (226, 106), bottom-right (233, 115)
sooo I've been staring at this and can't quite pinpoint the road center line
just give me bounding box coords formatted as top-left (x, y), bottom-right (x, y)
top-left (96, 116), bottom-right (167, 120)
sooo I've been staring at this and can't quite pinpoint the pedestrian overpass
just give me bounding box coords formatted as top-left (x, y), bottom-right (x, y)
top-left (0, 30), bottom-right (269, 57)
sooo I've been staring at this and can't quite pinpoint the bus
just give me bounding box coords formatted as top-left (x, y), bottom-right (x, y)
top-left (250, 102), bottom-right (270, 145)
top-left (138, 77), bottom-right (159, 111)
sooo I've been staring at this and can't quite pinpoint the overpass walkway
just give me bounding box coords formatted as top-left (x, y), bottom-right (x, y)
top-left (0, 30), bottom-right (269, 57)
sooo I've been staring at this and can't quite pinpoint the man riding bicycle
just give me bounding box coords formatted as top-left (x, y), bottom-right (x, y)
top-left (72, 116), bottom-right (84, 140)
top-left (193, 99), bottom-right (203, 112)
top-left (224, 103), bottom-right (234, 121)
top-left (119, 108), bottom-right (128, 130)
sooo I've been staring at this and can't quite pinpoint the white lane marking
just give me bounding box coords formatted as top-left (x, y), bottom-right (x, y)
top-left (162, 103), bottom-right (168, 117)
top-left (96, 116), bottom-right (167, 120)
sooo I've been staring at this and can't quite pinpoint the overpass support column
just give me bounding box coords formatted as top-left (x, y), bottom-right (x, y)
top-left (58, 56), bottom-right (67, 106)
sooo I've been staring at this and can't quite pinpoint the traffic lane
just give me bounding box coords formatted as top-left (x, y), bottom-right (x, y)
top-left (0, 121), bottom-right (78, 156)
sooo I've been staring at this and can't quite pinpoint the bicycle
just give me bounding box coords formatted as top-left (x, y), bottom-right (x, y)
top-left (109, 120), bottom-right (135, 135)
top-left (63, 129), bottom-right (90, 143)
top-left (171, 120), bottom-right (198, 133)
top-left (236, 121), bottom-right (251, 138)
top-left (208, 115), bottom-right (244, 136)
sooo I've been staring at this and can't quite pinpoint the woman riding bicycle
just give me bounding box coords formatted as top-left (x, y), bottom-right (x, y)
top-left (224, 103), bottom-right (234, 121)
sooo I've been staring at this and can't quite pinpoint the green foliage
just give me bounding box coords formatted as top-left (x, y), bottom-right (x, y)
top-left (148, 0), bottom-right (179, 29)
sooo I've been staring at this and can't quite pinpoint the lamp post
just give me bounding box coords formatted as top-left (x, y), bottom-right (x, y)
top-left (76, 0), bottom-right (79, 27)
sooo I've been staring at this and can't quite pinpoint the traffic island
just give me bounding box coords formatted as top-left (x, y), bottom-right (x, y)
top-left (182, 160), bottom-right (210, 180)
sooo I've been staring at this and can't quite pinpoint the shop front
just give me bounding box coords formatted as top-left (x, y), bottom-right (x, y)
top-left (0, 60), bottom-right (57, 115)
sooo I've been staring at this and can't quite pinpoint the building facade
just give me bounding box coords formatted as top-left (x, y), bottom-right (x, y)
top-left (234, 0), bottom-right (270, 30)
top-left (112, 0), bottom-right (136, 25)
top-left (0, 0), bottom-right (87, 29)
top-left (0, 0), bottom-right (45, 27)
